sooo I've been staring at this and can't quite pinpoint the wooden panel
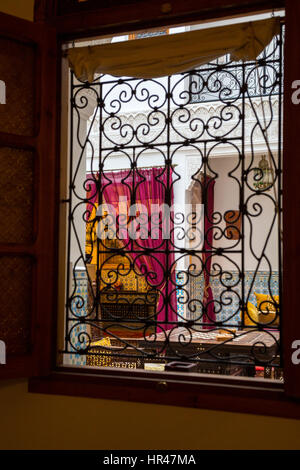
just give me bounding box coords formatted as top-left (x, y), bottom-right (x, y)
top-left (0, 147), bottom-right (35, 244)
top-left (0, 256), bottom-right (33, 355)
top-left (0, 12), bottom-right (58, 379)
top-left (0, 37), bottom-right (36, 136)
top-left (52, 0), bottom-right (284, 18)
top-left (57, 0), bottom-right (143, 16)
top-left (27, 0), bottom-right (300, 416)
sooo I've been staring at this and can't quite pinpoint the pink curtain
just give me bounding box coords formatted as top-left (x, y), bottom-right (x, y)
top-left (202, 175), bottom-right (216, 328)
top-left (86, 167), bottom-right (177, 331)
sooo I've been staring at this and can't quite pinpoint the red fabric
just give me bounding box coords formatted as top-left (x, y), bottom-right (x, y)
top-left (86, 167), bottom-right (177, 331)
top-left (202, 176), bottom-right (216, 328)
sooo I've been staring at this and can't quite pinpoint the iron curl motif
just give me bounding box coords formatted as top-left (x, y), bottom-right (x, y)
top-left (63, 26), bottom-right (283, 377)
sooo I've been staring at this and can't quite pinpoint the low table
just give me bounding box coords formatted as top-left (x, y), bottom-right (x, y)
top-left (136, 327), bottom-right (280, 377)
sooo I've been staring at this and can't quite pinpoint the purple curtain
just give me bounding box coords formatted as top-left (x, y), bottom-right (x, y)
top-left (202, 176), bottom-right (216, 328)
top-left (86, 167), bottom-right (177, 331)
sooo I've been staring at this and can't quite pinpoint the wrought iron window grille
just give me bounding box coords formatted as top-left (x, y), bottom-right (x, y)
top-left (62, 23), bottom-right (283, 379)
top-left (189, 30), bottom-right (284, 104)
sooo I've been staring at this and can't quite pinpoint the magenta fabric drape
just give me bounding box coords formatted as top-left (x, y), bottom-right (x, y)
top-left (86, 167), bottom-right (177, 331)
top-left (202, 176), bottom-right (216, 328)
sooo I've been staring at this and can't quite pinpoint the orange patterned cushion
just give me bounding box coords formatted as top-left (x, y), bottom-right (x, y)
top-left (254, 293), bottom-right (280, 326)
top-left (243, 302), bottom-right (259, 326)
top-left (255, 293), bottom-right (279, 313)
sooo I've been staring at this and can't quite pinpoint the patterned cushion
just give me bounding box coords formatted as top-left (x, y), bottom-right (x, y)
top-left (243, 302), bottom-right (259, 326)
top-left (255, 293), bottom-right (279, 312)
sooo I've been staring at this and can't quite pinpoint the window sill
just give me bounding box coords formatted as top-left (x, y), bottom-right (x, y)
top-left (28, 366), bottom-right (300, 419)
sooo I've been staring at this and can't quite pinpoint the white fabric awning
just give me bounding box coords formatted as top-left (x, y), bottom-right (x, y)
top-left (67, 17), bottom-right (281, 82)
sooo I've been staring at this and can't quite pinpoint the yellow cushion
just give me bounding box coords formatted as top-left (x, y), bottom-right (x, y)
top-left (255, 293), bottom-right (279, 313)
top-left (254, 293), bottom-right (280, 326)
top-left (243, 302), bottom-right (259, 326)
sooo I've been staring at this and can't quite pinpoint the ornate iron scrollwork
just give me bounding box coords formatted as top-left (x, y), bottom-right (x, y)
top-left (63, 24), bottom-right (283, 377)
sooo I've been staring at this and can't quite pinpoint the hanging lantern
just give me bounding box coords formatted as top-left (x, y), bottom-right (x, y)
top-left (253, 155), bottom-right (274, 190)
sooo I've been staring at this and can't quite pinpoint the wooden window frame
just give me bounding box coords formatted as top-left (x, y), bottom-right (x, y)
top-left (128, 28), bottom-right (169, 40)
top-left (28, 0), bottom-right (300, 418)
top-left (0, 12), bottom-right (58, 380)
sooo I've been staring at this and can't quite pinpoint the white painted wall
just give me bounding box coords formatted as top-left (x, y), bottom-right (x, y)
top-left (212, 153), bottom-right (280, 272)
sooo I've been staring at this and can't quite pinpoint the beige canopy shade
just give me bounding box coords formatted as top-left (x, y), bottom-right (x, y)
top-left (67, 17), bottom-right (281, 82)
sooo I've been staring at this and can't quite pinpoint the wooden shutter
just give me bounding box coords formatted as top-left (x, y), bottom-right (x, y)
top-left (0, 12), bottom-right (57, 379)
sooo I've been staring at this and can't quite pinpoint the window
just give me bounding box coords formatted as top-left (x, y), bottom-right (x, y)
top-left (59, 15), bottom-right (284, 381)
top-left (189, 32), bottom-right (283, 103)
top-left (6, 0), bottom-right (298, 417)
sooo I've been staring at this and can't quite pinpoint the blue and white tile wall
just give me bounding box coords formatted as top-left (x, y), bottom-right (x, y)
top-left (65, 268), bottom-right (88, 366)
top-left (65, 270), bottom-right (279, 359)
top-left (175, 271), bottom-right (186, 319)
